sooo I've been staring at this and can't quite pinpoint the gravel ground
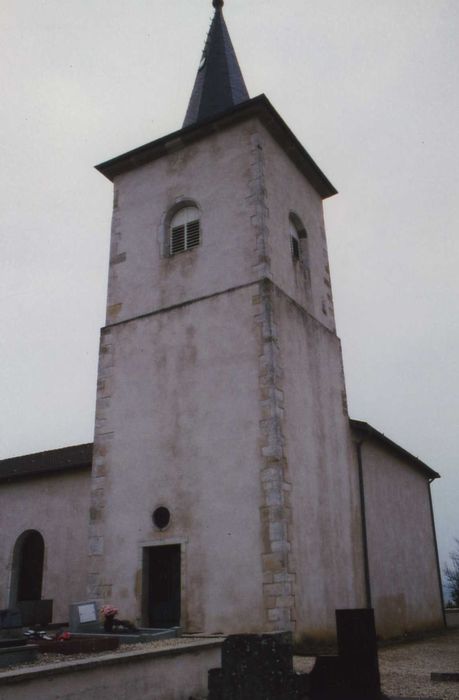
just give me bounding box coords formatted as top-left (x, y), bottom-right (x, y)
top-left (378, 628), bottom-right (459, 699)
top-left (294, 628), bottom-right (459, 699)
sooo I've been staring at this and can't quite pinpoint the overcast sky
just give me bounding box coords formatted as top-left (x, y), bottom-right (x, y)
top-left (1, 0), bottom-right (458, 575)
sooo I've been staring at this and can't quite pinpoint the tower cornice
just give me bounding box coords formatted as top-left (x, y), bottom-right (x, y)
top-left (96, 95), bottom-right (337, 199)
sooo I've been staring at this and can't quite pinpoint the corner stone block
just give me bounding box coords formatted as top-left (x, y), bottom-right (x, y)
top-left (276, 595), bottom-right (295, 609)
top-left (264, 583), bottom-right (291, 597)
top-left (262, 552), bottom-right (287, 574)
top-left (88, 536), bottom-right (104, 556)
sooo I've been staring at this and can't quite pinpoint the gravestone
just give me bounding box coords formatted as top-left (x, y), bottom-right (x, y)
top-left (0, 608), bottom-right (38, 668)
top-left (16, 599), bottom-right (52, 627)
top-left (69, 601), bottom-right (101, 633)
top-left (309, 608), bottom-right (383, 700)
top-left (336, 608), bottom-right (381, 699)
top-left (207, 632), bottom-right (309, 700)
top-left (0, 609), bottom-right (22, 634)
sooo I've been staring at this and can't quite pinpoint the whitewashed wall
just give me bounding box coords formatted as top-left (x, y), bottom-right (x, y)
top-left (0, 470), bottom-right (90, 622)
top-left (359, 438), bottom-right (443, 637)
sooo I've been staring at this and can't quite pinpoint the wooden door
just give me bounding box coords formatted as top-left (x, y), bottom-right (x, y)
top-left (146, 545), bottom-right (181, 628)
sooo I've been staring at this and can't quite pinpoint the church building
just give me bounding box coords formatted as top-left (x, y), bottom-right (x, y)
top-left (0, 1), bottom-right (445, 644)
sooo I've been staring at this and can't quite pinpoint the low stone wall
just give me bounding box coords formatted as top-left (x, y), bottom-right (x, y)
top-left (445, 608), bottom-right (459, 628)
top-left (0, 639), bottom-right (222, 700)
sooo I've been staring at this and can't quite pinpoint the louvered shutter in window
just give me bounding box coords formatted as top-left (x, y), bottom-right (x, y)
top-left (171, 224), bottom-right (186, 255)
top-left (186, 219), bottom-right (200, 249)
top-left (169, 206), bottom-right (200, 256)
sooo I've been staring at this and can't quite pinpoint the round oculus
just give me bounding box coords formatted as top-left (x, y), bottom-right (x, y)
top-left (152, 506), bottom-right (171, 530)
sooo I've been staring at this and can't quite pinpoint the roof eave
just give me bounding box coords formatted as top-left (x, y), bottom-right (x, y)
top-left (350, 419), bottom-right (440, 480)
top-left (0, 443), bottom-right (93, 483)
top-left (95, 95), bottom-right (337, 199)
top-left (0, 462), bottom-right (92, 484)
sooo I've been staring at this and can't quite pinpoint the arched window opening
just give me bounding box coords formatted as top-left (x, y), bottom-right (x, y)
top-left (12, 530), bottom-right (45, 603)
top-left (289, 213), bottom-right (307, 263)
top-left (290, 222), bottom-right (300, 260)
top-left (169, 206), bottom-right (200, 256)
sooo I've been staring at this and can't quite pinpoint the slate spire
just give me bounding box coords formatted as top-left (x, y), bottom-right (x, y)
top-left (183, 0), bottom-right (249, 128)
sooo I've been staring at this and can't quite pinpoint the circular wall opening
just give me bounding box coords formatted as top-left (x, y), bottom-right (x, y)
top-left (152, 506), bottom-right (171, 531)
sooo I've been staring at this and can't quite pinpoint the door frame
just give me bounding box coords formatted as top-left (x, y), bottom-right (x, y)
top-left (138, 537), bottom-right (187, 628)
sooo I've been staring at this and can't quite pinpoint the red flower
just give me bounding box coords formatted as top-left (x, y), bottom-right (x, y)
top-left (57, 631), bottom-right (71, 641)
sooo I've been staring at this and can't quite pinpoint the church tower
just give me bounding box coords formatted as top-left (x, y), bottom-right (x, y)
top-left (89, 1), bottom-right (365, 640)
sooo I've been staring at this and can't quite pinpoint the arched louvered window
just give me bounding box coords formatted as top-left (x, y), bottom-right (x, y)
top-left (169, 206), bottom-right (200, 256)
top-left (289, 213), bottom-right (307, 262)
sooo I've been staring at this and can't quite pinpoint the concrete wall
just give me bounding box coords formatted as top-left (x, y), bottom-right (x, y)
top-left (0, 640), bottom-right (222, 700)
top-left (0, 470), bottom-right (90, 622)
top-left (359, 438), bottom-right (444, 637)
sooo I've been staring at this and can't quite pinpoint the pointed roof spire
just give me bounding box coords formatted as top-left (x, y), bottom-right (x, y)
top-left (183, 1), bottom-right (249, 128)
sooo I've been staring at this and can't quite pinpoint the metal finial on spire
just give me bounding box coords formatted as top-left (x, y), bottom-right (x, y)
top-left (213, 0), bottom-right (224, 8)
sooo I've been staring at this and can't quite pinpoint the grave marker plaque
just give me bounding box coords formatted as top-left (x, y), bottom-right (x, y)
top-left (69, 601), bottom-right (100, 633)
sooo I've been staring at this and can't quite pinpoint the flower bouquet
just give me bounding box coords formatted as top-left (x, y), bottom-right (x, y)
top-left (100, 605), bottom-right (138, 634)
top-left (100, 605), bottom-right (118, 633)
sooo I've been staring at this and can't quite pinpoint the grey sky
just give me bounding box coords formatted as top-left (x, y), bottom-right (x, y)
top-left (1, 0), bottom-right (458, 573)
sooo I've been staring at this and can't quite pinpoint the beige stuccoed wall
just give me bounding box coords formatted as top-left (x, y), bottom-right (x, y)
top-left (0, 470), bottom-right (90, 622)
top-left (255, 121), bottom-right (366, 638)
top-left (359, 439), bottom-right (444, 637)
top-left (90, 112), bottom-right (369, 640)
top-left (91, 111), bottom-right (443, 640)
top-left (258, 122), bottom-right (336, 333)
top-left (90, 287), bottom-right (267, 633)
top-left (105, 118), bottom-right (263, 327)
top-left (274, 290), bottom-right (366, 641)
top-left (90, 117), bottom-right (270, 632)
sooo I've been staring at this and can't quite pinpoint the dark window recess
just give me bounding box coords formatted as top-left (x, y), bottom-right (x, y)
top-left (17, 531), bottom-right (44, 602)
top-left (153, 507), bottom-right (171, 530)
top-left (170, 219), bottom-right (200, 255)
top-left (291, 235), bottom-right (300, 260)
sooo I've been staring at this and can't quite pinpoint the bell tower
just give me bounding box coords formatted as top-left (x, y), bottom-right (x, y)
top-left (88, 0), bottom-right (365, 640)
